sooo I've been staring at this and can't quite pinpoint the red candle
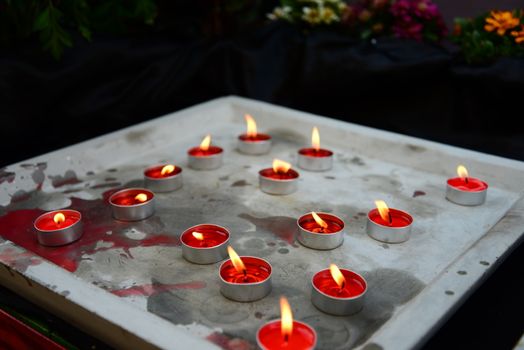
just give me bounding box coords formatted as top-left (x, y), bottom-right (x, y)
top-left (144, 164), bottom-right (182, 179)
top-left (188, 134), bottom-right (223, 157)
top-left (368, 200), bottom-right (412, 228)
top-left (447, 165), bottom-right (487, 192)
top-left (257, 297), bottom-right (317, 350)
top-left (109, 189), bottom-right (154, 206)
top-left (312, 265), bottom-right (366, 298)
top-left (34, 209), bottom-right (81, 231)
top-left (298, 127), bottom-right (333, 171)
top-left (220, 247), bottom-right (271, 283)
top-left (298, 212), bottom-right (343, 234)
top-left (259, 159), bottom-right (299, 180)
top-left (181, 224), bottom-right (229, 248)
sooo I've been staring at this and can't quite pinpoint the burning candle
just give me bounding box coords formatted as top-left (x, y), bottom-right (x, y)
top-left (34, 209), bottom-right (83, 246)
top-left (446, 165), bottom-right (488, 206)
top-left (187, 134), bottom-right (223, 170)
top-left (180, 224), bottom-right (230, 264)
top-left (256, 296), bottom-right (317, 350)
top-left (219, 246), bottom-right (272, 302)
top-left (297, 127), bottom-right (333, 171)
top-left (144, 164), bottom-right (183, 192)
top-left (297, 212), bottom-right (344, 250)
top-left (366, 200), bottom-right (413, 243)
top-left (311, 264), bottom-right (367, 316)
top-left (109, 188), bottom-right (155, 221)
top-left (237, 114), bottom-right (272, 155)
top-left (259, 159), bottom-right (299, 195)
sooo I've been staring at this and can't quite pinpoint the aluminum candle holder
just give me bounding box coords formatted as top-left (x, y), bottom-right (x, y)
top-left (366, 208), bottom-right (413, 243)
top-left (237, 134), bottom-right (272, 155)
top-left (311, 268), bottom-right (367, 316)
top-left (297, 212), bottom-right (345, 250)
top-left (219, 256), bottom-right (272, 302)
top-left (180, 224), bottom-right (230, 264)
top-left (34, 209), bottom-right (83, 246)
top-left (297, 149), bottom-right (333, 172)
top-left (446, 178), bottom-right (488, 206)
top-left (144, 164), bottom-right (183, 193)
top-left (109, 188), bottom-right (155, 221)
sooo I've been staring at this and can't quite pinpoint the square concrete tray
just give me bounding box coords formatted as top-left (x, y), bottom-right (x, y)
top-left (1, 96), bottom-right (524, 350)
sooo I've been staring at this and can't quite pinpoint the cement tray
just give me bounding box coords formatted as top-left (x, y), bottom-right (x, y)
top-left (1, 96), bottom-right (524, 350)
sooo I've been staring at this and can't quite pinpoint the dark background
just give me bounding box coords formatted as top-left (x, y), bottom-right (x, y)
top-left (1, 0), bottom-right (523, 349)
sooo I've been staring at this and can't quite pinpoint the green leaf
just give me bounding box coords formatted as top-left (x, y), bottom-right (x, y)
top-left (33, 7), bottom-right (50, 31)
top-left (78, 24), bottom-right (92, 41)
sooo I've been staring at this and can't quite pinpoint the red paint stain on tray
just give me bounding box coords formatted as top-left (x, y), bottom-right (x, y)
top-left (0, 247), bottom-right (42, 272)
top-left (111, 281), bottom-right (206, 297)
top-left (0, 192), bottom-right (179, 273)
top-left (206, 332), bottom-right (254, 350)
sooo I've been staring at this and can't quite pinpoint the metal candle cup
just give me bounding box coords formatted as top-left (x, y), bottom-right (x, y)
top-left (297, 148), bottom-right (333, 172)
top-left (187, 145), bottom-right (223, 170)
top-left (297, 212), bottom-right (344, 250)
top-left (446, 177), bottom-right (488, 206)
top-left (34, 209), bottom-right (83, 246)
top-left (144, 164), bottom-right (183, 192)
top-left (180, 224), bottom-right (229, 264)
top-left (366, 208), bottom-right (413, 243)
top-left (256, 320), bottom-right (317, 350)
top-left (109, 188), bottom-right (155, 221)
top-left (259, 166), bottom-right (299, 195)
top-left (219, 256), bottom-right (272, 302)
top-left (311, 268), bottom-right (367, 316)
top-left (238, 134), bottom-right (272, 155)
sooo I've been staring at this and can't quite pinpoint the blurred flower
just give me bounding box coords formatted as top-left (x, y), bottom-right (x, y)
top-left (358, 9), bottom-right (372, 22)
top-left (484, 11), bottom-right (519, 36)
top-left (511, 25), bottom-right (524, 43)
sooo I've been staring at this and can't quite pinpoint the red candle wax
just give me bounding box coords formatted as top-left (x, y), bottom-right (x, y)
top-left (187, 146), bottom-right (223, 157)
top-left (312, 268), bottom-right (366, 298)
top-left (368, 208), bottom-right (412, 228)
top-left (181, 224), bottom-right (229, 248)
top-left (34, 210), bottom-right (81, 231)
top-left (257, 320), bottom-right (316, 350)
top-left (109, 189), bottom-right (154, 206)
top-left (298, 148), bottom-right (333, 158)
top-left (144, 165), bottom-right (182, 179)
top-left (259, 168), bottom-right (300, 181)
top-left (298, 213), bottom-right (343, 234)
top-left (447, 177), bottom-right (488, 192)
top-left (239, 133), bottom-right (271, 142)
top-left (220, 257), bottom-right (271, 283)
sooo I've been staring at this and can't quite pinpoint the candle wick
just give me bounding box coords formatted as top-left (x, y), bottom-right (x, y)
top-left (465, 177), bottom-right (469, 184)
top-left (388, 213), bottom-right (392, 225)
top-left (242, 269), bottom-right (248, 282)
top-left (284, 334), bottom-right (289, 343)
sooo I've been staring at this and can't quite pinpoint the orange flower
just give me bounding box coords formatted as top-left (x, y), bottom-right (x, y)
top-left (512, 25), bottom-right (524, 44)
top-left (484, 11), bottom-right (520, 36)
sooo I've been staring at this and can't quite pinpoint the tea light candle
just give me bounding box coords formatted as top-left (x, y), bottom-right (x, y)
top-left (188, 134), bottom-right (223, 170)
top-left (144, 164), bottom-right (183, 192)
top-left (109, 188), bottom-right (155, 221)
top-left (34, 209), bottom-right (83, 246)
top-left (237, 114), bottom-right (271, 155)
top-left (297, 127), bottom-right (333, 171)
top-left (446, 165), bottom-right (488, 206)
top-left (180, 224), bottom-right (229, 264)
top-left (219, 246), bottom-right (272, 302)
top-left (297, 212), bottom-right (344, 250)
top-left (256, 296), bottom-right (317, 350)
top-left (366, 200), bottom-right (413, 243)
top-left (311, 264), bottom-right (367, 316)
top-left (259, 159), bottom-right (299, 195)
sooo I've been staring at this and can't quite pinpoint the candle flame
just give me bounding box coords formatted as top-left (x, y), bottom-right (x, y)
top-left (53, 212), bottom-right (66, 225)
top-left (311, 211), bottom-right (328, 229)
top-left (329, 263), bottom-right (346, 289)
top-left (272, 159), bottom-right (291, 174)
top-left (245, 114), bottom-right (257, 138)
top-left (280, 296), bottom-right (293, 342)
top-left (135, 193), bottom-right (148, 203)
top-left (457, 165), bottom-right (469, 180)
top-left (192, 231), bottom-right (204, 241)
top-left (160, 164), bottom-right (175, 176)
top-left (227, 246), bottom-right (246, 274)
top-left (200, 134), bottom-right (211, 151)
top-left (374, 200), bottom-right (391, 224)
top-left (312, 127), bottom-right (320, 151)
